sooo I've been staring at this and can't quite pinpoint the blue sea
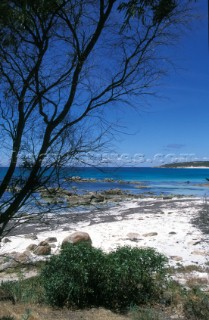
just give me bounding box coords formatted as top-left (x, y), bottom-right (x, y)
top-left (1, 167), bottom-right (209, 197)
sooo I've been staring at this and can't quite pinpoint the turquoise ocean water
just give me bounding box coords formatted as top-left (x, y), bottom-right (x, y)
top-left (1, 167), bottom-right (209, 197)
top-left (65, 167), bottom-right (209, 197)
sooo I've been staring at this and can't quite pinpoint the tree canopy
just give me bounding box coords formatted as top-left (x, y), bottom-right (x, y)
top-left (0, 0), bottom-right (196, 238)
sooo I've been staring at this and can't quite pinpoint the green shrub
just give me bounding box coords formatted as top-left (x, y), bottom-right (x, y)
top-left (101, 246), bottom-right (167, 309)
top-left (0, 317), bottom-right (15, 320)
top-left (184, 287), bottom-right (209, 320)
top-left (41, 243), bottom-right (107, 308)
top-left (41, 244), bottom-right (167, 310)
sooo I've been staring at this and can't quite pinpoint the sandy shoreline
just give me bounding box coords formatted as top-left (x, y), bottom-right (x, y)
top-left (1, 196), bottom-right (209, 270)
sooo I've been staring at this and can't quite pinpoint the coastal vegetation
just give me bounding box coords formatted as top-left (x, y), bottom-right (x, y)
top-left (41, 244), bottom-right (167, 309)
top-left (160, 161), bottom-right (209, 168)
top-left (1, 243), bottom-right (209, 319)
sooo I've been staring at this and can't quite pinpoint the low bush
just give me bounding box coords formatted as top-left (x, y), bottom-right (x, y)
top-left (41, 243), bottom-right (107, 308)
top-left (183, 287), bottom-right (209, 320)
top-left (101, 246), bottom-right (167, 309)
top-left (41, 244), bottom-right (167, 310)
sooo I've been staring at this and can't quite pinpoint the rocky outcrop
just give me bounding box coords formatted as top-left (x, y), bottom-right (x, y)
top-left (2, 238), bottom-right (11, 243)
top-left (143, 232), bottom-right (158, 237)
top-left (0, 250), bottom-right (33, 271)
top-left (62, 231), bottom-right (92, 248)
top-left (126, 232), bottom-right (141, 241)
top-left (14, 251), bottom-right (32, 263)
top-left (39, 185), bottom-right (134, 207)
top-left (24, 234), bottom-right (38, 240)
top-left (45, 237), bottom-right (57, 243)
top-left (102, 189), bottom-right (124, 196)
top-left (34, 241), bottom-right (51, 256)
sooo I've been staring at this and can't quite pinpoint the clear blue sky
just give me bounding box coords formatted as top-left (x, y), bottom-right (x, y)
top-left (104, 0), bottom-right (209, 166)
top-left (0, 1), bottom-right (208, 167)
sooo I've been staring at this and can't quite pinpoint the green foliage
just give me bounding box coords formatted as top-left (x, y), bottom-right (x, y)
top-left (118, 0), bottom-right (177, 28)
top-left (101, 246), bottom-right (167, 309)
top-left (41, 244), bottom-right (167, 310)
top-left (0, 317), bottom-right (15, 320)
top-left (183, 287), bottom-right (209, 320)
top-left (41, 243), bottom-right (107, 308)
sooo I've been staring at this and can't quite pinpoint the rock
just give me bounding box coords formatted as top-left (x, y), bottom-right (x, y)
top-left (170, 256), bottom-right (183, 261)
top-left (191, 250), bottom-right (209, 256)
top-left (24, 234), bottom-right (38, 240)
top-left (67, 195), bottom-right (92, 206)
top-left (62, 231), bottom-right (92, 247)
top-left (26, 244), bottom-right (38, 252)
top-left (91, 194), bottom-right (105, 203)
top-left (143, 232), bottom-right (158, 237)
top-left (127, 232), bottom-right (141, 241)
top-left (38, 240), bottom-right (49, 246)
top-left (104, 178), bottom-right (114, 182)
top-left (34, 244), bottom-right (51, 256)
top-left (193, 240), bottom-right (202, 245)
top-left (45, 237), bottom-right (57, 243)
top-left (2, 238), bottom-right (11, 243)
top-left (169, 232), bottom-right (177, 235)
top-left (103, 189), bottom-right (124, 196)
top-left (71, 176), bottom-right (81, 181)
top-left (14, 251), bottom-right (32, 263)
top-left (0, 255), bottom-right (17, 271)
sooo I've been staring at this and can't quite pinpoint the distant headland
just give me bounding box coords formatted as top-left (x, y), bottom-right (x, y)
top-left (159, 161), bottom-right (209, 168)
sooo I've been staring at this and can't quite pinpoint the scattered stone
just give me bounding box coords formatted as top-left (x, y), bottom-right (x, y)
top-left (126, 232), bottom-right (141, 241)
top-left (103, 189), bottom-right (124, 196)
top-left (14, 251), bottom-right (32, 263)
top-left (143, 232), bottom-right (158, 237)
top-left (34, 244), bottom-right (51, 256)
top-left (38, 240), bottom-right (49, 246)
top-left (104, 178), bottom-right (114, 182)
top-left (193, 241), bottom-right (202, 245)
top-left (26, 244), bottom-right (38, 252)
top-left (170, 256), bottom-right (183, 261)
top-left (2, 238), bottom-right (11, 243)
top-left (62, 231), bottom-right (92, 247)
top-left (0, 255), bottom-right (16, 271)
top-left (45, 237), bottom-right (57, 243)
top-left (91, 193), bottom-right (105, 203)
top-left (191, 250), bottom-right (209, 256)
top-left (24, 234), bottom-right (38, 240)
top-left (71, 176), bottom-right (81, 181)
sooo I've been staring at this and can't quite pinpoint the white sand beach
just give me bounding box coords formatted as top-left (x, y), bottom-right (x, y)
top-left (1, 196), bottom-right (209, 270)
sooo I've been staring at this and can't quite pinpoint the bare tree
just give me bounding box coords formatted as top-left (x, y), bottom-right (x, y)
top-left (0, 0), bottom-right (195, 238)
